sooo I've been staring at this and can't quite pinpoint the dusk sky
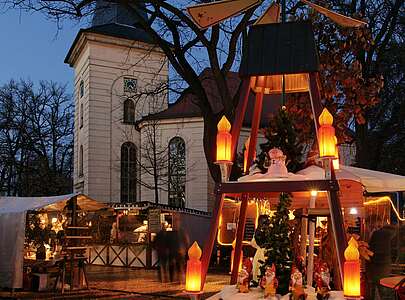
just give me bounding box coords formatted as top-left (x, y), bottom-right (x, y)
top-left (0, 9), bottom-right (87, 92)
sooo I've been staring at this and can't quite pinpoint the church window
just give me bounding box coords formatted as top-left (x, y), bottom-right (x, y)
top-left (79, 145), bottom-right (84, 177)
top-left (168, 137), bottom-right (186, 208)
top-left (79, 80), bottom-right (84, 98)
top-left (121, 142), bottom-right (137, 203)
top-left (124, 77), bottom-right (137, 93)
top-left (123, 99), bottom-right (135, 123)
top-left (80, 103), bottom-right (84, 128)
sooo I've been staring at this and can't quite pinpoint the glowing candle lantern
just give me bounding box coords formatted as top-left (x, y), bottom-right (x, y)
top-left (318, 108), bottom-right (336, 158)
top-left (216, 116), bottom-right (232, 162)
top-left (185, 241), bottom-right (202, 293)
top-left (344, 237), bottom-right (361, 298)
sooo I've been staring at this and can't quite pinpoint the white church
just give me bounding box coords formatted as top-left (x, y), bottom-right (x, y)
top-left (65, 2), bottom-right (355, 213)
top-left (65, 2), bottom-right (224, 212)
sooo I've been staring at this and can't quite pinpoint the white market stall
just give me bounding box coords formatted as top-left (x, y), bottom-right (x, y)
top-left (0, 193), bottom-right (107, 289)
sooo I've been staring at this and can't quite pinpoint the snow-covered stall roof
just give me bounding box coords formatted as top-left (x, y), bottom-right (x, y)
top-left (0, 193), bottom-right (108, 289)
top-left (297, 165), bottom-right (405, 193)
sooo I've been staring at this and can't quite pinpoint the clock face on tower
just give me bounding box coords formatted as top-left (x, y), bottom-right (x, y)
top-left (124, 77), bottom-right (137, 93)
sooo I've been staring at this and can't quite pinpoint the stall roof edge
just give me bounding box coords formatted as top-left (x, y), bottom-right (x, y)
top-left (110, 201), bottom-right (211, 217)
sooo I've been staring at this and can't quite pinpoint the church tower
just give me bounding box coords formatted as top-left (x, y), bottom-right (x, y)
top-left (65, 2), bottom-right (168, 203)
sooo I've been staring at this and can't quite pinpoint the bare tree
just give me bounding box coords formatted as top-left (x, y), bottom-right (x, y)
top-left (0, 79), bottom-right (73, 196)
top-left (119, 81), bottom-right (194, 205)
top-left (3, 0), bottom-right (403, 178)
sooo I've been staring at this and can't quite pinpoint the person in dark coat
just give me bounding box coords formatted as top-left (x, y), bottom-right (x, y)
top-left (365, 223), bottom-right (397, 299)
top-left (153, 229), bottom-right (171, 282)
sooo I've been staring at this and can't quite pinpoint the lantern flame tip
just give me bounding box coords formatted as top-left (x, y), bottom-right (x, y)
top-left (344, 237), bottom-right (360, 261)
top-left (319, 108), bottom-right (334, 126)
top-left (217, 115), bottom-right (231, 132)
top-left (188, 241), bottom-right (202, 260)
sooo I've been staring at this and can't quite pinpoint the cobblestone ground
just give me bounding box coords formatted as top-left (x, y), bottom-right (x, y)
top-left (0, 266), bottom-right (228, 299)
top-left (87, 265), bottom-right (229, 299)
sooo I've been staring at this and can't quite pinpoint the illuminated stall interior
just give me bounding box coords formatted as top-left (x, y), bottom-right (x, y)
top-left (215, 173), bottom-right (405, 273)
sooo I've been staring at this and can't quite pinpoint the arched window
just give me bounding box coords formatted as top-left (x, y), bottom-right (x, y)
top-left (123, 99), bottom-right (135, 123)
top-left (79, 80), bottom-right (84, 98)
top-left (80, 102), bottom-right (84, 128)
top-left (168, 137), bottom-right (186, 208)
top-left (79, 145), bottom-right (83, 176)
top-left (121, 142), bottom-right (137, 203)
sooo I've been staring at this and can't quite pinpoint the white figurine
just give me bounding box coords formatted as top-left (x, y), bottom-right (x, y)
top-left (266, 148), bottom-right (288, 178)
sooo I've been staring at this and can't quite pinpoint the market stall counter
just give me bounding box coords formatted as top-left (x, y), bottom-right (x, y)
top-left (86, 201), bottom-right (211, 269)
top-left (0, 193), bottom-right (109, 290)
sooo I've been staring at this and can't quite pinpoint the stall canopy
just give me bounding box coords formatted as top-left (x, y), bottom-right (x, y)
top-left (297, 165), bottom-right (405, 193)
top-left (0, 193), bottom-right (108, 289)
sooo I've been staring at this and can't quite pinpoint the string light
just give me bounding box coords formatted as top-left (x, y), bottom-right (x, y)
top-left (364, 196), bottom-right (404, 222)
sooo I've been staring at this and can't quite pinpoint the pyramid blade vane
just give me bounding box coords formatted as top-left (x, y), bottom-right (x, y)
top-left (187, 0), bottom-right (261, 29)
top-left (254, 2), bottom-right (280, 25)
top-left (301, 0), bottom-right (367, 27)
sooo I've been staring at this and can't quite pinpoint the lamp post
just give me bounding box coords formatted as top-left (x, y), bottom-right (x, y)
top-left (318, 107), bottom-right (346, 286)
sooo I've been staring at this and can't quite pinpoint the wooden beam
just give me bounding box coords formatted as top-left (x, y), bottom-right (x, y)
top-left (308, 72), bottom-right (324, 137)
top-left (326, 163), bottom-right (347, 289)
top-left (230, 79), bottom-right (251, 161)
top-left (246, 91), bottom-right (264, 173)
top-left (200, 185), bottom-right (225, 290)
top-left (220, 180), bottom-right (339, 194)
top-left (230, 193), bottom-right (249, 284)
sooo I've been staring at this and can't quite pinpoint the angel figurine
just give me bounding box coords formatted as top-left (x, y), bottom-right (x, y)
top-left (260, 264), bottom-right (278, 299)
top-left (237, 265), bottom-right (250, 293)
top-left (314, 261), bottom-right (330, 300)
top-left (290, 265), bottom-right (307, 300)
top-left (266, 148), bottom-right (288, 178)
top-left (237, 259), bottom-right (252, 293)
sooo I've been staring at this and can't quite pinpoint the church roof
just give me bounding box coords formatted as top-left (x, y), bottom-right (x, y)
top-left (92, 0), bottom-right (147, 28)
top-left (141, 69), bottom-right (282, 127)
top-left (64, 23), bottom-right (154, 65)
top-left (65, 1), bottom-right (153, 65)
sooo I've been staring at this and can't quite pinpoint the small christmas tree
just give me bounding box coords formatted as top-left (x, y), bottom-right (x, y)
top-left (257, 108), bottom-right (303, 173)
top-left (259, 192), bottom-right (293, 295)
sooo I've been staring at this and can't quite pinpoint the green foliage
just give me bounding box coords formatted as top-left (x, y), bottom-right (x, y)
top-left (257, 108), bottom-right (303, 173)
top-left (259, 193), bottom-right (293, 295)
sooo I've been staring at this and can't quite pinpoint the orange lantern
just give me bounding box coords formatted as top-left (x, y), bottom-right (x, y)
top-left (318, 108), bottom-right (336, 158)
top-left (216, 116), bottom-right (232, 162)
top-left (185, 241), bottom-right (202, 293)
top-left (333, 135), bottom-right (340, 170)
top-left (344, 237), bottom-right (361, 297)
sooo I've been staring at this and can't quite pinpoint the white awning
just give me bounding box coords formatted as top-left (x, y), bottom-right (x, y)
top-left (297, 165), bottom-right (405, 193)
top-left (0, 193), bottom-right (108, 289)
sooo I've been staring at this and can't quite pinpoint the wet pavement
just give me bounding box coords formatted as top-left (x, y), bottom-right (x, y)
top-left (0, 265), bottom-right (228, 299)
top-left (87, 265), bottom-right (228, 299)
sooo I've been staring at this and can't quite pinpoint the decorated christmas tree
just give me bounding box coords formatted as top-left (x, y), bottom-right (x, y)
top-left (259, 192), bottom-right (293, 295)
top-left (257, 108), bottom-right (303, 173)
